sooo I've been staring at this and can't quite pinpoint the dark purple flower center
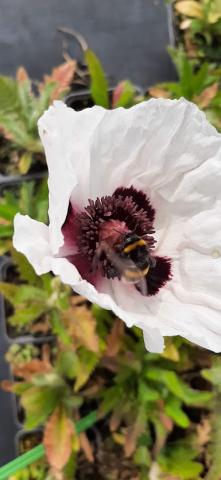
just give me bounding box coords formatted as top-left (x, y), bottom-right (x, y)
top-left (62, 186), bottom-right (172, 296)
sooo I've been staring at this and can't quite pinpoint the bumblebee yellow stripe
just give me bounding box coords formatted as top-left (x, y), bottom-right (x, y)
top-left (124, 265), bottom-right (149, 280)
top-left (123, 239), bottom-right (146, 254)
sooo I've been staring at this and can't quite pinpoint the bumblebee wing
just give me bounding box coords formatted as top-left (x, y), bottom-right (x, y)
top-left (135, 277), bottom-right (148, 296)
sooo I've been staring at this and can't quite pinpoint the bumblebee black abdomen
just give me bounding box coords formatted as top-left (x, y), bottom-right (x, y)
top-left (120, 233), bottom-right (150, 281)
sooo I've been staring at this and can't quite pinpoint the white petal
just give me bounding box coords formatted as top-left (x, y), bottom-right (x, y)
top-left (143, 329), bottom-right (164, 353)
top-left (38, 101), bottom-right (106, 254)
top-left (13, 214), bottom-right (51, 274)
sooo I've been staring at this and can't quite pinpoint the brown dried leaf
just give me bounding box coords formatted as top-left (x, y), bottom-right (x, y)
top-left (42, 343), bottom-right (52, 363)
top-left (16, 67), bottom-right (30, 83)
top-left (105, 318), bottom-right (124, 357)
top-left (196, 417), bottom-right (211, 448)
top-left (184, 32), bottom-right (198, 58)
top-left (195, 83), bottom-right (218, 108)
top-left (65, 305), bottom-right (99, 353)
top-left (124, 418), bottom-right (145, 457)
top-left (82, 377), bottom-right (105, 397)
top-left (13, 359), bottom-right (52, 381)
top-left (70, 295), bottom-right (87, 306)
top-left (79, 431), bottom-right (94, 462)
top-left (109, 409), bottom-right (123, 432)
top-left (30, 319), bottom-right (51, 334)
top-left (148, 86), bottom-right (170, 99)
top-left (44, 407), bottom-right (74, 471)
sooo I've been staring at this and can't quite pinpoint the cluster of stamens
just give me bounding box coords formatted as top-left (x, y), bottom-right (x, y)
top-left (74, 189), bottom-right (155, 274)
top-left (62, 186), bottom-right (172, 295)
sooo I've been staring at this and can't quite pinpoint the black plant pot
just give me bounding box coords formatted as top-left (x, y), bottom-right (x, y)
top-left (0, 255), bottom-right (56, 465)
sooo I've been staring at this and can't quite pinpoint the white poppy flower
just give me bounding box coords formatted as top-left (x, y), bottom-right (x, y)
top-left (13, 98), bottom-right (221, 353)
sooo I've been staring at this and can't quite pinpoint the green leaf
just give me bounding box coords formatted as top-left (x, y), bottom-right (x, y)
top-left (138, 382), bottom-right (160, 403)
top-left (0, 203), bottom-right (18, 221)
top-left (50, 310), bottom-right (72, 344)
top-left (146, 368), bottom-right (212, 405)
top-left (165, 397), bottom-right (190, 428)
top-left (0, 76), bottom-right (19, 113)
top-left (133, 446), bottom-right (151, 467)
top-left (159, 444), bottom-right (203, 479)
top-left (0, 224), bottom-right (13, 238)
top-left (85, 49), bottom-right (109, 108)
top-left (74, 349), bottom-right (99, 391)
top-left (192, 62), bottom-right (209, 94)
top-left (202, 365), bottom-right (221, 390)
top-left (112, 80), bottom-right (136, 108)
top-left (56, 351), bottom-right (78, 380)
top-left (21, 386), bottom-right (61, 429)
top-left (32, 373), bottom-right (65, 388)
top-left (9, 304), bottom-right (47, 327)
top-left (11, 250), bottom-right (40, 285)
top-left (0, 282), bottom-right (47, 306)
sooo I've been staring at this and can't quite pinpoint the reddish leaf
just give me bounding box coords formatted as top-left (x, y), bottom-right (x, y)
top-left (112, 81), bottom-right (125, 107)
top-left (42, 60), bottom-right (76, 100)
top-left (13, 359), bottom-right (52, 381)
top-left (16, 67), bottom-right (30, 83)
top-left (44, 407), bottom-right (74, 471)
top-left (1, 380), bottom-right (15, 392)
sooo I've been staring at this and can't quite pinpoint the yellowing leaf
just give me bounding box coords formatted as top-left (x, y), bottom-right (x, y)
top-left (175, 1), bottom-right (203, 19)
top-left (161, 339), bottom-right (180, 362)
top-left (18, 152), bottom-right (32, 174)
top-left (148, 86), bottom-right (170, 99)
top-left (44, 407), bottom-right (74, 471)
top-left (65, 306), bottom-right (99, 353)
top-left (208, 10), bottom-right (221, 23)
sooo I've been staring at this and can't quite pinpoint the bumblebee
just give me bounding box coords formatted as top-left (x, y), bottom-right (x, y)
top-left (96, 232), bottom-right (156, 295)
top-left (117, 233), bottom-right (155, 282)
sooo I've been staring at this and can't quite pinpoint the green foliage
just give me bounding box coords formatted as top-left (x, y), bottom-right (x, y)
top-left (158, 442), bottom-right (203, 479)
top-left (112, 80), bottom-right (137, 108)
top-left (0, 62), bottom-right (75, 174)
top-left (8, 461), bottom-right (47, 480)
top-left (175, 0), bottom-right (221, 61)
top-left (0, 178), bottom-right (49, 253)
top-left (85, 49), bottom-right (109, 108)
top-left (0, 251), bottom-right (71, 335)
top-left (162, 47), bottom-right (216, 99)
